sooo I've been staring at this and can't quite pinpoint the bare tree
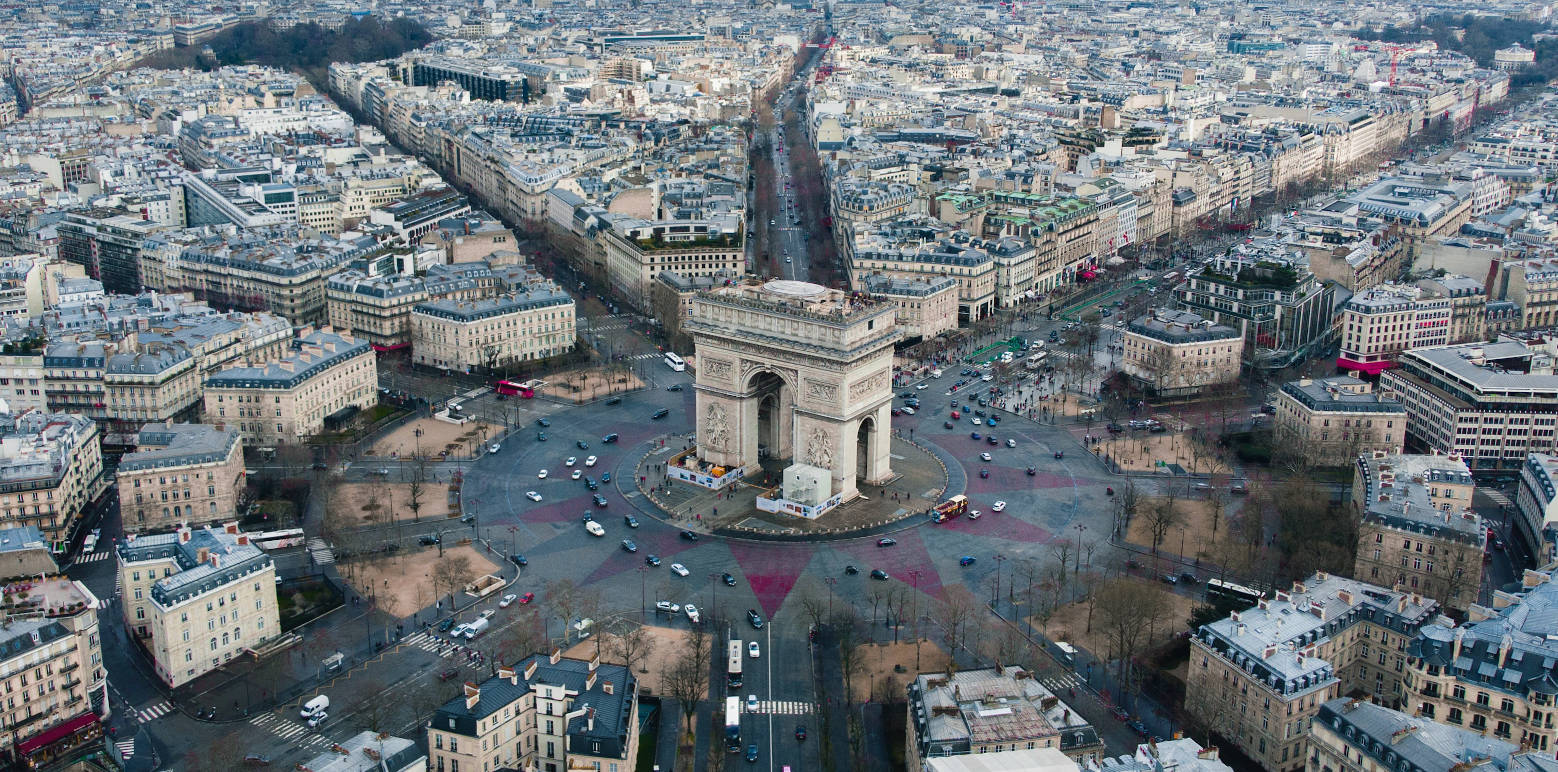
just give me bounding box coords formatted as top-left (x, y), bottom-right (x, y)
top-left (666, 624), bottom-right (710, 741)
top-left (607, 622), bottom-right (657, 675)
top-left (1143, 495), bottom-right (1183, 555)
top-left (1095, 578), bottom-right (1147, 681)
top-left (407, 456), bottom-right (428, 522)
top-left (432, 555), bottom-right (474, 610)
top-left (547, 578), bottom-right (582, 646)
top-left (833, 606), bottom-right (867, 706)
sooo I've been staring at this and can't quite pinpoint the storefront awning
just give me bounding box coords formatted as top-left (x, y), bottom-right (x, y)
top-left (17, 712), bottom-right (97, 756)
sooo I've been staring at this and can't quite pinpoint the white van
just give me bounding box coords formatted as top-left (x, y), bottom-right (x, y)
top-left (930, 368), bottom-right (943, 378)
top-left (300, 695), bottom-right (329, 718)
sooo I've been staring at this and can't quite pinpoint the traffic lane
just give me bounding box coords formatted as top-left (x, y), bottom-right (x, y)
top-left (766, 615), bottom-right (819, 772)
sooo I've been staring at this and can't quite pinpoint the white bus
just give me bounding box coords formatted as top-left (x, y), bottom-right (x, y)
top-left (664, 352), bottom-right (687, 372)
top-left (1025, 351), bottom-right (1048, 370)
top-left (252, 528), bottom-right (306, 551)
top-left (724, 696), bottom-right (742, 751)
top-left (727, 640), bottom-right (744, 688)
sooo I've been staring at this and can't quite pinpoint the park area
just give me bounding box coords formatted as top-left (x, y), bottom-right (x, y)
top-left (369, 416), bottom-right (500, 460)
top-left (563, 625), bottom-right (694, 696)
top-left (346, 544), bottom-right (499, 619)
top-left (330, 482), bottom-right (456, 525)
top-left (849, 639), bottom-right (950, 702)
top-left (1097, 426), bottom-right (1231, 475)
top-left (1037, 577), bottom-right (1196, 662)
top-left (1124, 495), bottom-right (1241, 562)
top-left (540, 367), bottom-right (644, 404)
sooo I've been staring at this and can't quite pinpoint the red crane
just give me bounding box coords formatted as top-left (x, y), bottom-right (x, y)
top-left (1385, 45), bottom-right (1409, 87)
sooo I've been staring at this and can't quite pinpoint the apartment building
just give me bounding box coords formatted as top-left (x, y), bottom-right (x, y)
top-left (0, 577), bottom-right (106, 770)
top-left (1121, 309), bottom-right (1244, 399)
top-left (1515, 453), bottom-right (1558, 564)
top-left (55, 208), bottom-right (164, 295)
top-left (1351, 451), bottom-right (1484, 612)
top-left (427, 651), bottom-right (638, 772)
top-left (202, 327), bottom-right (378, 446)
top-left (411, 285), bottom-right (576, 373)
top-left (858, 274), bottom-right (959, 343)
top-left (907, 666), bottom-right (1103, 766)
top-left (1173, 250), bottom-right (1335, 371)
top-left (1282, 221), bottom-right (1406, 294)
top-left (0, 411), bottom-right (105, 551)
top-left (298, 730), bottom-right (426, 772)
top-left (1495, 258), bottom-right (1558, 331)
top-left (1097, 739), bottom-right (1234, 772)
top-left (118, 524), bottom-right (278, 687)
top-left (162, 228), bottom-right (383, 325)
top-left (1416, 275), bottom-right (1488, 345)
top-left (649, 270), bottom-right (742, 354)
top-left (327, 262), bottom-right (501, 349)
top-left (118, 424), bottom-right (244, 535)
top-left (600, 217), bottom-right (745, 312)
top-left (420, 214), bottom-right (518, 264)
top-left (368, 187), bottom-right (472, 244)
top-left (1403, 571), bottom-right (1558, 754)
top-left (1307, 699), bottom-right (1550, 772)
top-left (1337, 284), bottom-right (1452, 375)
top-left (1336, 177), bottom-right (1476, 245)
top-left (1274, 376), bottom-right (1406, 466)
top-left (1185, 572), bottom-right (1440, 772)
top-left (1380, 339), bottom-right (1558, 472)
top-left (851, 226), bottom-right (998, 324)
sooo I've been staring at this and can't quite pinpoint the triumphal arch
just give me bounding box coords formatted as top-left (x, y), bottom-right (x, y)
top-left (685, 280), bottom-right (899, 503)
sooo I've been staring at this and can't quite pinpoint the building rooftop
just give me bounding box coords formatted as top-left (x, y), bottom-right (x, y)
top-left (1127, 309), bottom-right (1241, 344)
top-left (1355, 452), bottom-right (1483, 543)
top-left (118, 524), bottom-right (272, 608)
top-left (204, 328), bottom-right (370, 390)
top-left (910, 666), bottom-right (1097, 757)
top-left (1317, 699), bottom-right (1519, 772)
top-left (120, 424), bottom-right (239, 473)
top-left (1281, 376), bottom-right (1406, 414)
top-left (296, 731), bottom-right (423, 772)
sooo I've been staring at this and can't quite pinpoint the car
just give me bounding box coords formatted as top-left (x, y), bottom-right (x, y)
top-left (680, 530), bottom-right (699, 541)
top-left (488, 444), bottom-right (501, 454)
top-left (571, 469), bottom-right (583, 480)
top-left (606, 397), bottom-right (622, 405)
top-left (959, 556), bottom-right (977, 566)
top-left (671, 563), bottom-right (690, 577)
top-left (683, 604), bottom-right (700, 623)
top-left (901, 406), bottom-right (915, 415)
top-left (601, 472), bottom-right (611, 483)
top-left (507, 554), bottom-right (527, 568)
top-left (1110, 706), bottom-right (1131, 722)
top-left (244, 754), bottom-right (272, 766)
top-left (986, 419), bottom-right (997, 428)
top-left (651, 408), bottom-right (670, 420)
top-left (438, 618), bottom-right (457, 632)
top-left (796, 725), bottom-right (807, 741)
top-left (419, 535), bottom-right (440, 546)
top-left (1161, 573), bottom-right (1179, 584)
top-left (624, 514), bottom-right (639, 528)
top-left (646, 554), bottom-right (662, 566)
top-left (974, 409), bottom-right (986, 417)
top-left (621, 539), bottom-right (638, 553)
top-left (525, 491), bottom-right (543, 502)
top-left (667, 384), bottom-right (684, 391)
top-left (373, 467), bottom-right (391, 476)
top-left (308, 712), bottom-right (328, 728)
top-left (537, 432), bottom-right (548, 441)
top-left (581, 511), bottom-right (594, 521)
top-left (1006, 438), bottom-right (1017, 448)
top-left (950, 410), bottom-right (960, 419)
top-left (968, 509), bottom-right (982, 520)
top-left (870, 569), bottom-right (889, 580)
top-left (749, 641), bottom-right (761, 658)
top-left (746, 744), bottom-right (759, 763)
top-left (565, 456), bottom-right (577, 466)
top-left (655, 600), bottom-right (681, 614)
top-left (971, 431), bottom-right (982, 440)
top-left (748, 608), bottom-right (765, 629)
top-left (917, 383), bottom-right (929, 390)
top-left (585, 455), bottom-right (597, 467)
top-left (1494, 537), bottom-right (1506, 550)
top-left (844, 565), bottom-right (859, 575)
top-left (537, 418), bottom-right (551, 427)
top-left (980, 452), bottom-right (992, 461)
top-left (747, 694), bottom-right (760, 712)
top-left (981, 375), bottom-right (993, 381)
top-left (602, 433), bottom-right (619, 443)
top-left (992, 501), bottom-right (1006, 512)
top-left (311, 461), bottom-right (328, 471)
top-left (592, 494), bottom-right (609, 507)
top-left (979, 469), bottom-right (990, 479)
top-left (586, 478), bottom-right (599, 491)
top-left (944, 421), bottom-right (954, 429)
top-left (519, 592), bottom-right (534, 605)
top-left (585, 521), bottom-right (605, 537)
top-left (970, 417), bottom-right (981, 426)
top-left (1054, 451), bottom-right (1064, 459)
top-left (723, 572), bottom-right (737, 586)
top-left (499, 593), bottom-right (518, 608)
top-left (1128, 720), bottom-right (1150, 738)
top-left (1179, 572), bottom-right (1200, 584)
top-left (877, 538), bottom-right (897, 547)
top-left (537, 469), bottom-right (549, 479)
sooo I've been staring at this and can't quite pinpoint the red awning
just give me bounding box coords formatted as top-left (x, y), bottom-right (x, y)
top-left (17, 712), bottom-right (98, 755)
top-left (371, 343), bottom-right (410, 352)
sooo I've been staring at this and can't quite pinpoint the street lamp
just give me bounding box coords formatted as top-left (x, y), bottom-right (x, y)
top-left (824, 576), bottom-right (837, 620)
top-left (908, 569), bottom-right (923, 671)
top-left (708, 573), bottom-right (718, 625)
top-left (1073, 523), bottom-right (1087, 578)
top-left (992, 554), bottom-right (1006, 610)
top-left (637, 566), bottom-right (649, 623)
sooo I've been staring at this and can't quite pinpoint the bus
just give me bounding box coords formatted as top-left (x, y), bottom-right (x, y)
top-left (724, 696), bottom-right (742, 752)
top-left (664, 352), bottom-right (687, 372)
top-left (1206, 578), bottom-right (1265, 607)
top-left (727, 640), bottom-right (744, 689)
top-left (252, 528), bottom-right (306, 551)
top-left (494, 380), bottom-right (534, 398)
top-left (932, 495), bottom-right (968, 523)
top-left (1024, 351), bottom-right (1048, 370)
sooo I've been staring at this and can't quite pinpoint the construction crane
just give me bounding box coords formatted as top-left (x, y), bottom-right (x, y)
top-left (1385, 44), bottom-right (1409, 87)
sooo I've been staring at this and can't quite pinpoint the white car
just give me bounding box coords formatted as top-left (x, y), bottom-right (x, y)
top-left (480, 609), bottom-right (495, 620)
top-left (585, 455), bottom-right (597, 467)
top-left (499, 593), bottom-right (518, 608)
top-left (670, 563), bottom-right (690, 577)
top-left (537, 469), bottom-right (548, 479)
top-left (307, 712), bottom-right (328, 728)
top-left (992, 501), bottom-right (1007, 512)
top-left (968, 509), bottom-right (983, 520)
top-left (749, 641), bottom-right (761, 658)
top-left (571, 470), bottom-right (583, 480)
top-left (916, 383), bottom-right (929, 390)
top-left (901, 406), bottom-right (915, 415)
top-left (746, 694), bottom-right (759, 712)
top-left (980, 452), bottom-right (992, 461)
top-left (565, 456), bottom-right (577, 466)
top-left (1006, 438), bottom-right (1017, 448)
top-left (981, 375), bottom-right (993, 382)
top-left (489, 443), bottom-right (501, 454)
top-left (655, 600), bottom-right (681, 614)
top-left (585, 521), bottom-right (605, 537)
top-left (685, 604), bottom-right (701, 623)
top-left (525, 491), bottom-right (543, 502)
top-left (970, 417), bottom-right (981, 425)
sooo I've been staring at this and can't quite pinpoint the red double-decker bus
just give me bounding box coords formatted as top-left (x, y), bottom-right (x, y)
top-left (494, 380), bottom-right (534, 398)
top-left (932, 495), bottom-right (968, 523)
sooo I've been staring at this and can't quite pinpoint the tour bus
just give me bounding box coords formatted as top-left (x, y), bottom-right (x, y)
top-left (664, 352), bottom-right (687, 372)
top-left (1206, 578), bottom-right (1265, 607)
top-left (932, 495), bottom-right (969, 523)
top-left (727, 640), bottom-right (744, 688)
top-left (494, 380), bottom-right (534, 398)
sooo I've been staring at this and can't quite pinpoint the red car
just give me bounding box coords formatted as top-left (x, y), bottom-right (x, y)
top-left (519, 592), bottom-right (535, 605)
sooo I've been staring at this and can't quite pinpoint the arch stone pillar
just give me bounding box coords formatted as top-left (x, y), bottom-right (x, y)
top-left (687, 280), bottom-right (900, 502)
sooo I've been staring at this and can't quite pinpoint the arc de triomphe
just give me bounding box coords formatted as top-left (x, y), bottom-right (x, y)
top-left (685, 280), bottom-right (899, 502)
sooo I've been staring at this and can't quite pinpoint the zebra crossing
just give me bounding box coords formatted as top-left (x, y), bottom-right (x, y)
top-left (748, 700), bottom-right (814, 715)
top-left (1484, 489), bottom-right (1514, 509)
top-left (307, 538), bottom-right (335, 566)
top-left (74, 551), bottom-right (112, 564)
top-left (136, 700), bottom-right (173, 723)
top-left (250, 713), bottom-right (332, 749)
top-left (404, 631), bottom-right (482, 660)
top-left (1041, 673), bottom-right (1084, 694)
top-left (115, 740), bottom-right (136, 760)
top-left (629, 352), bottom-right (660, 360)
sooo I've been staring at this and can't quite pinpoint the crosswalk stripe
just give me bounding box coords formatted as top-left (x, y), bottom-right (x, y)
top-left (74, 552), bottom-right (110, 563)
top-left (136, 701), bottom-right (172, 722)
top-left (116, 739), bottom-right (135, 758)
top-left (752, 700), bottom-right (814, 715)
